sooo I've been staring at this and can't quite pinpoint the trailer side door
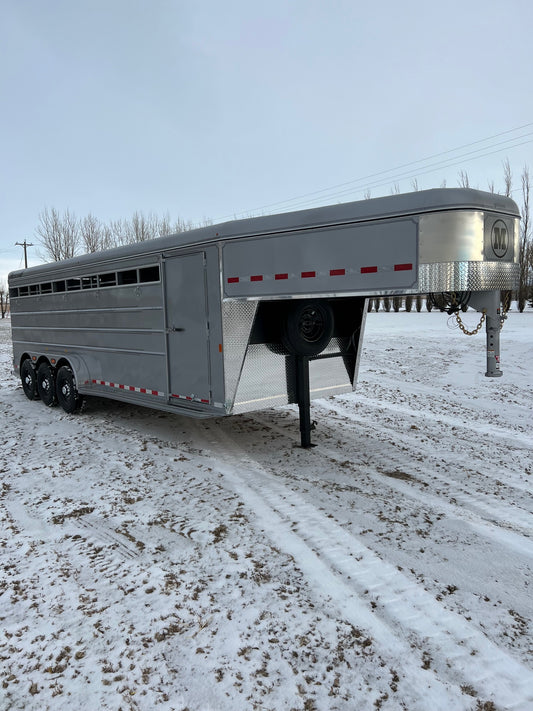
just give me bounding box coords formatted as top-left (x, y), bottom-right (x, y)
top-left (164, 252), bottom-right (211, 404)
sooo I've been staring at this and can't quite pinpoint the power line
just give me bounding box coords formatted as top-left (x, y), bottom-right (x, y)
top-left (253, 122), bottom-right (533, 212)
top-left (254, 130), bottom-right (533, 214)
top-left (220, 122), bottom-right (533, 220)
top-left (276, 135), bottom-right (533, 213)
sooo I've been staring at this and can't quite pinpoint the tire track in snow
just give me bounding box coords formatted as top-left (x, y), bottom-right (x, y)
top-left (197, 427), bottom-right (533, 711)
top-left (329, 389), bottom-right (532, 486)
top-left (348, 390), bottom-right (533, 450)
top-left (357, 372), bottom-right (533, 429)
top-left (252, 407), bottom-right (533, 563)
top-left (316, 399), bottom-right (533, 533)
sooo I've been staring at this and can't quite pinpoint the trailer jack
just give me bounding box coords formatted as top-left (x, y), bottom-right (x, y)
top-left (295, 355), bottom-right (316, 448)
top-left (468, 290), bottom-right (504, 378)
top-left (429, 289), bottom-right (506, 378)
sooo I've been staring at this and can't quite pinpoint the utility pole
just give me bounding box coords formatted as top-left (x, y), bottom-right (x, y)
top-left (15, 240), bottom-right (34, 269)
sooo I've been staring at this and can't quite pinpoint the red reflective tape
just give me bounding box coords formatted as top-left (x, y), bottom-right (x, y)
top-left (330, 268), bottom-right (345, 276)
top-left (361, 266), bottom-right (378, 274)
top-left (275, 273), bottom-right (288, 280)
top-left (92, 380), bottom-right (163, 396)
top-left (227, 277), bottom-right (239, 284)
top-left (301, 271), bottom-right (316, 278)
top-left (250, 275), bottom-right (263, 282)
top-left (394, 263), bottom-right (413, 271)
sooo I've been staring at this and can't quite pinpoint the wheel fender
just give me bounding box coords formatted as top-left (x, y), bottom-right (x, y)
top-left (58, 355), bottom-right (90, 390)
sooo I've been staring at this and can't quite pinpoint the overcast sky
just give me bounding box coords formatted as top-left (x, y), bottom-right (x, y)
top-left (2, 0), bottom-right (533, 282)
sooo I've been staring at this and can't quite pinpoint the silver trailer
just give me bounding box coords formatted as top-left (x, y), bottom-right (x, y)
top-left (9, 188), bottom-right (520, 446)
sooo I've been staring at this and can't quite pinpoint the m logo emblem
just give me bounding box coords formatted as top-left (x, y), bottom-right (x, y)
top-left (491, 220), bottom-right (508, 258)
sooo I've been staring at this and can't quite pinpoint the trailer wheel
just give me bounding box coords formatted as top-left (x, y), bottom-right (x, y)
top-left (36, 362), bottom-right (57, 407)
top-left (56, 366), bottom-right (83, 413)
top-left (20, 359), bottom-right (39, 400)
top-left (281, 300), bottom-right (334, 356)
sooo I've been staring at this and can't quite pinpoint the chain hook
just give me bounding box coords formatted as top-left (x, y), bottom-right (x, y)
top-left (451, 290), bottom-right (510, 336)
top-left (450, 291), bottom-right (486, 336)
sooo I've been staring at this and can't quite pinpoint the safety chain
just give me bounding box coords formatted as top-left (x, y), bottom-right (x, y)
top-left (499, 290), bottom-right (511, 331)
top-left (451, 290), bottom-right (511, 335)
top-left (450, 291), bottom-right (486, 336)
top-left (455, 308), bottom-right (486, 336)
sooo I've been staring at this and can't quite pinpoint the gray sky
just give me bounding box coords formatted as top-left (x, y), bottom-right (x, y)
top-left (2, 0), bottom-right (533, 282)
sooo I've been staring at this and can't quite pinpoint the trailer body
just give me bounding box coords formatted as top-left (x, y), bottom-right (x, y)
top-left (8, 188), bottom-right (520, 443)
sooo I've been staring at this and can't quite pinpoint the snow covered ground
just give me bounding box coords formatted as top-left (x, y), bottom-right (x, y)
top-left (0, 309), bottom-right (532, 711)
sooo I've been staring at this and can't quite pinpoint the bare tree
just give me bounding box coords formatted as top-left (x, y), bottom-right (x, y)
top-left (518, 165), bottom-right (531, 312)
top-left (0, 281), bottom-right (8, 318)
top-left (175, 216), bottom-right (196, 232)
top-left (36, 207), bottom-right (80, 261)
top-left (125, 211), bottom-right (152, 244)
top-left (80, 213), bottom-right (104, 253)
top-left (35, 206), bottom-right (207, 259)
top-left (156, 212), bottom-right (173, 238)
top-left (100, 225), bottom-right (116, 251)
top-left (458, 170), bottom-right (470, 188)
top-left (393, 296), bottom-right (402, 312)
top-left (119, 211), bottom-right (182, 244)
top-left (107, 218), bottom-right (127, 247)
top-left (503, 158), bottom-right (512, 197)
top-left (411, 178), bottom-right (419, 192)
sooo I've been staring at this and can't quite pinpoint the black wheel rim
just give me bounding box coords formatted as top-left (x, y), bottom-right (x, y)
top-left (22, 363), bottom-right (35, 396)
top-left (298, 306), bottom-right (325, 343)
top-left (60, 380), bottom-right (71, 399)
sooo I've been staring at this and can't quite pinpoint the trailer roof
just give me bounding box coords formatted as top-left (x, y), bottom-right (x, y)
top-left (10, 188), bottom-right (520, 280)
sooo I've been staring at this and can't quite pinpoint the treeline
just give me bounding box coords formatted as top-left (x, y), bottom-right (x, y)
top-left (36, 207), bottom-right (212, 262)
top-left (368, 292), bottom-right (533, 311)
top-left (367, 296), bottom-right (465, 312)
top-left (368, 296), bottom-right (428, 312)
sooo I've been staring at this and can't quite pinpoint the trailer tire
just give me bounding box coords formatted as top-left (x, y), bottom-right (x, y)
top-left (36, 362), bottom-right (57, 407)
top-left (21, 359), bottom-right (39, 400)
top-left (56, 366), bottom-right (82, 413)
top-left (281, 300), bottom-right (334, 356)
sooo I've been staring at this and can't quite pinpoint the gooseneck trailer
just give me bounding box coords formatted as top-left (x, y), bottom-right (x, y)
top-left (9, 188), bottom-right (520, 446)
